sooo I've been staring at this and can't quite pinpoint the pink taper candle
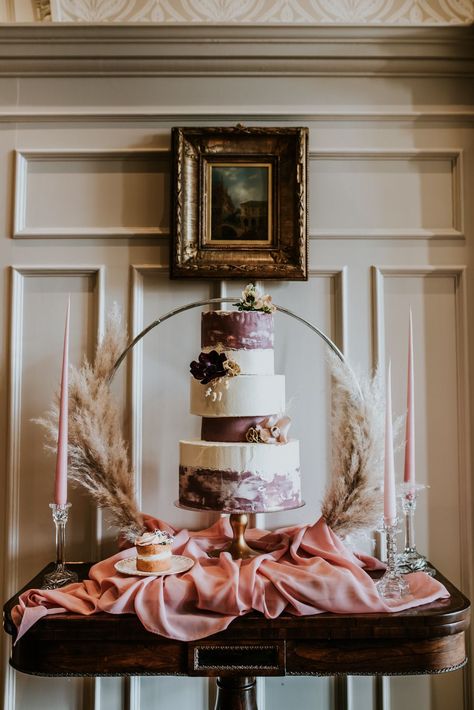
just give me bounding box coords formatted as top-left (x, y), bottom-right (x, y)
top-left (404, 309), bottom-right (415, 486)
top-left (54, 298), bottom-right (70, 506)
top-left (384, 361), bottom-right (397, 525)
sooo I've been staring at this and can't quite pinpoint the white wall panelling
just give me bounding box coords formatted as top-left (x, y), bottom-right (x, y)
top-left (309, 150), bottom-right (464, 240)
top-left (12, 148), bottom-right (465, 241)
top-left (3, 265), bottom-right (105, 710)
top-left (372, 265), bottom-right (471, 710)
top-left (124, 676), bottom-right (140, 710)
top-left (14, 149), bottom-right (170, 239)
top-left (5, 265), bottom-right (105, 588)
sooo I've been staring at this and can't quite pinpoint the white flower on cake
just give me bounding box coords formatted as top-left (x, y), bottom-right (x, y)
top-left (234, 283), bottom-right (276, 314)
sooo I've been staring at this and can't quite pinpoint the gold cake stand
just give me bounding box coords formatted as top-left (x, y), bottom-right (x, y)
top-left (210, 513), bottom-right (259, 559)
top-left (176, 502), bottom-right (305, 559)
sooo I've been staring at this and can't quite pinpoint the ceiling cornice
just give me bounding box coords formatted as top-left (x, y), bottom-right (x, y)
top-left (0, 24), bottom-right (473, 77)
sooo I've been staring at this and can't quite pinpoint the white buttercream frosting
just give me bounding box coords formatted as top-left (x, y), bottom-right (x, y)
top-left (190, 374), bottom-right (285, 417)
top-left (201, 346), bottom-right (274, 375)
top-left (137, 549), bottom-right (172, 561)
top-left (135, 530), bottom-right (174, 546)
top-left (179, 439), bottom-right (300, 481)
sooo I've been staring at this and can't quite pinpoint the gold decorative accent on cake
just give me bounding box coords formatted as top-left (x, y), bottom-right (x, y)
top-left (245, 415), bottom-right (291, 444)
top-left (223, 358), bottom-right (241, 377)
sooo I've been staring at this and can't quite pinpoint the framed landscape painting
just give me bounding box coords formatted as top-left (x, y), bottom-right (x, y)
top-left (171, 126), bottom-right (308, 280)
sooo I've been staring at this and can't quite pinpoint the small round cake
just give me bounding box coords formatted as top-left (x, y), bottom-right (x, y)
top-left (135, 530), bottom-right (174, 572)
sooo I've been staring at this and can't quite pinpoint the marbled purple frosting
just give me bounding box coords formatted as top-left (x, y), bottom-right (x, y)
top-left (201, 416), bottom-right (269, 443)
top-left (179, 465), bottom-right (301, 513)
top-left (201, 311), bottom-right (274, 350)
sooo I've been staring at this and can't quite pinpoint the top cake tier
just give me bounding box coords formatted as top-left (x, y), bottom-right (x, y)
top-left (202, 311), bottom-right (273, 350)
top-left (201, 310), bottom-right (274, 375)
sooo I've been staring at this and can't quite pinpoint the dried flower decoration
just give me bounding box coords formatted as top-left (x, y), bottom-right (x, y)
top-left (34, 305), bottom-right (145, 543)
top-left (246, 427), bottom-right (261, 443)
top-left (223, 359), bottom-right (241, 377)
top-left (190, 351), bottom-right (241, 402)
top-left (321, 351), bottom-right (387, 538)
top-left (190, 350), bottom-right (227, 385)
top-left (246, 415), bottom-right (291, 444)
top-left (233, 283), bottom-right (276, 314)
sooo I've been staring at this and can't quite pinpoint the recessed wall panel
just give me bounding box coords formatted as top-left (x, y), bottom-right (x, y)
top-left (309, 152), bottom-right (460, 236)
top-left (379, 273), bottom-right (461, 583)
top-left (10, 268), bottom-right (102, 710)
top-left (17, 271), bottom-right (100, 584)
top-left (375, 267), bottom-right (467, 710)
top-left (262, 276), bottom-right (341, 530)
top-left (138, 275), bottom-right (210, 529)
top-left (15, 150), bottom-right (169, 237)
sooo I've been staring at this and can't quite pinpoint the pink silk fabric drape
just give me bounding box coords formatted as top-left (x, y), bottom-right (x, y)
top-left (12, 516), bottom-right (449, 643)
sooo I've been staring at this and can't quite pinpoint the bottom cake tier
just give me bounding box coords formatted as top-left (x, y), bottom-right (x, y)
top-left (179, 439), bottom-right (301, 513)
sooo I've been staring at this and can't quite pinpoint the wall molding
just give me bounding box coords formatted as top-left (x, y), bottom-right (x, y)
top-left (15, 149), bottom-right (460, 241)
top-left (129, 266), bottom-right (172, 507)
top-left (14, 149), bottom-right (169, 239)
top-left (308, 267), bottom-right (348, 355)
top-left (309, 149), bottom-right (464, 240)
top-left (0, 25), bottom-right (473, 77)
top-left (371, 264), bottom-right (472, 708)
top-left (128, 257), bottom-right (163, 635)
top-left (49, 0), bottom-right (474, 27)
top-left (1, 110), bottom-right (474, 124)
top-left (2, 265), bottom-right (105, 710)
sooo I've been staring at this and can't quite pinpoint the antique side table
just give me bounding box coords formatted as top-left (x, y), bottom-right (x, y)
top-left (3, 563), bottom-right (471, 710)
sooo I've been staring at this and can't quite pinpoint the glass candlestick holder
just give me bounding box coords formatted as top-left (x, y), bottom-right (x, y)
top-left (397, 483), bottom-right (435, 576)
top-left (376, 518), bottom-right (410, 602)
top-left (42, 503), bottom-right (78, 589)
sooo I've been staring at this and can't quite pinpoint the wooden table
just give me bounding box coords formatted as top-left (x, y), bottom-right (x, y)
top-left (3, 563), bottom-right (471, 710)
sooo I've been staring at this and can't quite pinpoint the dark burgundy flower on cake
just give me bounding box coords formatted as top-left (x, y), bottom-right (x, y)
top-left (190, 350), bottom-right (227, 384)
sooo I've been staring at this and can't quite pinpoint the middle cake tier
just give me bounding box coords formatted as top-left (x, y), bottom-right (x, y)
top-left (190, 374), bottom-right (285, 417)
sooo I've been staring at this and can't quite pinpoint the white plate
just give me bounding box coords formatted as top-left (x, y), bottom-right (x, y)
top-left (114, 555), bottom-right (194, 578)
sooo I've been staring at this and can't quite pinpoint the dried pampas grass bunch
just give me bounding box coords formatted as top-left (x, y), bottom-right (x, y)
top-left (36, 305), bottom-right (144, 542)
top-left (321, 352), bottom-right (385, 538)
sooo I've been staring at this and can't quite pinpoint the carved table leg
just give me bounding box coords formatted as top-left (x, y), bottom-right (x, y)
top-left (214, 676), bottom-right (257, 710)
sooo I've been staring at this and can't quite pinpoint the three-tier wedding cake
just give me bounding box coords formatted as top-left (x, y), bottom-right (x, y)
top-left (178, 285), bottom-right (302, 514)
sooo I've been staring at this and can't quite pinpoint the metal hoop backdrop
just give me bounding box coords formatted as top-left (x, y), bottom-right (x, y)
top-left (111, 297), bottom-right (345, 378)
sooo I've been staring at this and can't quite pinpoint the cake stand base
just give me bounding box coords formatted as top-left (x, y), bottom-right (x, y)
top-left (209, 513), bottom-right (260, 560)
top-left (175, 500), bottom-right (305, 560)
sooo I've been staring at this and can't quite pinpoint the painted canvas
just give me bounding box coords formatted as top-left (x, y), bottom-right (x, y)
top-left (208, 163), bottom-right (272, 244)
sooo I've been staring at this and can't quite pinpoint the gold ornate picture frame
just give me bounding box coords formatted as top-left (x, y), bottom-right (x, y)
top-left (171, 126), bottom-right (308, 280)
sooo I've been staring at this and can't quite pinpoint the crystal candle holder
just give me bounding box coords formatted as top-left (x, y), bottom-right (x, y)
top-left (397, 483), bottom-right (435, 576)
top-left (42, 503), bottom-right (78, 589)
top-left (376, 519), bottom-right (410, 602)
